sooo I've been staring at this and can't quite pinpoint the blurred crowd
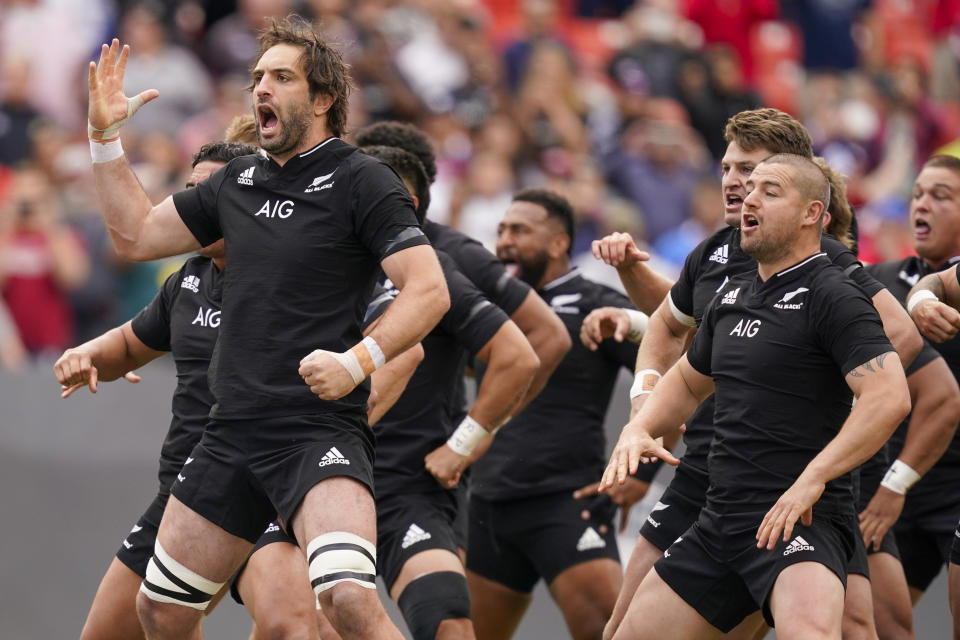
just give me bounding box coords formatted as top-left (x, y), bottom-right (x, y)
top-left (1, 0), bottom-right (959, 368)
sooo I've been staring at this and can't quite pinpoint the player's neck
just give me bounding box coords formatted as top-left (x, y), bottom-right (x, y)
top-left (757, 239), bottom-right (821, 281)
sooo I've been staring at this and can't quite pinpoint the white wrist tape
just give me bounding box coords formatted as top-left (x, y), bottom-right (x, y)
top-left (906, 289), bottom-right (938, 314)
top-left (329, 349), bottom-right (365, 385)
top-left (880, 459), bottom-right (921, 495)
top-left (623, 309), bottom-right (648, 342)
top-left (361, 336), bottom-right (386, 369)
top-left (446, 416), bottom-right (488, 456)
top-left (90, 138), bottom-right (124, 163)
top-left (88, 94), bottom-right (149, 142)
top-left (630, 369), bottom-right (662, 399)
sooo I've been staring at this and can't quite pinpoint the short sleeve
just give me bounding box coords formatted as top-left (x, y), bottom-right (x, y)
top-left (171, 164), bottom-right (229, 246)
top-left (451, 237), bottom-right (531, 315)
top-left (822, 235), bottom-right (884, 297)
top-left (812, 276), bottom-right (893, 375)
top-left (130, 267), bottom-right (181, 352)
top-left (437, 253), bottom-right (509, 356)
top-left (351, 158), bottom-right (429, 261)
top-left (685, 300), bottom-right (715, 376)
top-left (362, 283), bottom-right (395, 332)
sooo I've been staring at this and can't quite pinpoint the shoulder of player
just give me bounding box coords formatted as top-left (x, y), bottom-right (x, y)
top-left (862, 256), bottom-right (915, 286)
top-left (687, 226), bottom-right (737, 265)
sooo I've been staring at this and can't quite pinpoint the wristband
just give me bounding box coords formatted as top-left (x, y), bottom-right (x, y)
top-left (906, 289), bottom-right (938, 314)
top-left (623, 309), bottom-right (648, 342)
top-left (328, 349), bottom-right (365, 385)
top-left (361, 336), bottom-right (386, 369)
top-left (90, 138), bottom-right (124, 163)
top-left (446, 416), bottom-right (488, 456)
top-left (880, 459), bottom-right (921, 495)
top-left (630, 369), bottom-right (662, 399)
top-left (88, 93), bottom-right (149, 142)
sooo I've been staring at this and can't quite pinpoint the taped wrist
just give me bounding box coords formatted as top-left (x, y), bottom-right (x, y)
top-left (630, 369), bottom-right (662, 399)
top-left (90, 138), bottom-right (123, 163)
top-left (906, 289), bottom-right (938, 314)
top-left (880, 459), bottom-right (921, 495)
top-left (623, 309), bottom-right (648, 342)
top-left (446, 415), bottom-right (488, 456)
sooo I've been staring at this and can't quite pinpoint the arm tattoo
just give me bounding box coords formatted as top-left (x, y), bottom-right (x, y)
top-left (848, 353), bottom-right (890, 378)
top-left (912, 273), bottom-right (945, 302)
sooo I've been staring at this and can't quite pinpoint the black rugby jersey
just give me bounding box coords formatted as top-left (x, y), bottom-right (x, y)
top-left (687, 253), bottom-right (892, 517)
top-left (472, 269), bottom-right (638, 500)
top-left (172, 138), bottom-right (428, 419)
top-left (864, 257), bottom-right (960, 513)
top-left (374, 251), bottom-right (508, 496)
top-left (670, 227), bottom-right (884, 490)
top-left (132, 259), bottom-right (394, 496)
top-left (132, 257), bottom-right (220, 494)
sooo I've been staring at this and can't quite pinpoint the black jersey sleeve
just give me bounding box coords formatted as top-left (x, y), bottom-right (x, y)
top-left (595, 287), bottom-right (642, 368)
top-left (451, 237), bottom-right (530, 315)
top-left (171, 163), bottom-right (230, 246)
top-left (362, 283), bottom-right (395, 332)
top-left (437, 253), bottom-right (509, 356)
top-left (906, 341), bottom-right (942, 377)
top-left (130, 265), bottom-right (181, 352)
top-left (821, 235), bottom-right (884, 298)
top-left (811, 276), bottom-right (893, 375)
top-left (351, 158), bottom-right (429, 261)
top-left (669, 248), bottom-right (701, 320)
top-left (685, 297), bottom-right (716, 376)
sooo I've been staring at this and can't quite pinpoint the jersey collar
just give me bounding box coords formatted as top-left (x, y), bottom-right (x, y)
top-left (542, 268), bottom-right (580, 291)
top-left (771, 252), bottom-right (827, 280)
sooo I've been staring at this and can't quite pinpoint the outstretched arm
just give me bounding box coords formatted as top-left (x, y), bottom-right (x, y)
top-left (908, 268), bottom-right (960, 342)
top-left (591, 232), bottom-right (673, 315)
top-left (53, 321), bottom-right (164, 397)
top-left (756, 352), bottom-right (910, 550)
top-left (89, 39), bottom-right (199, 261)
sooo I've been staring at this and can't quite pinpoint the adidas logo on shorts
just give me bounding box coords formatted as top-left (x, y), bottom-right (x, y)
top-left (401, 523), bottom-right (432, 549)
top-left (576, 526), bottom-right (606, 552)
top-left (237, 166), bottom-right (254, 186)
top-left (783, 535), bottom-right (815, 556)
top-left (708, 244), bottom-right (729, 264)
top-left (264, 522), bottom-right (280, 534)
top-left (318, 447), bottom-right (350, 467)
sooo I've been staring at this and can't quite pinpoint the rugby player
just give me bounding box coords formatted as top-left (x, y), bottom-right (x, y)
top-left (81, 18), bottom-right (448, 640)
top-left (593, 109), bottom-right (921, 640)
top-left (465, 189), bottom-right (640, 640)
top-left (362, 144), bottom-right (539, 640)
top-left (602, 153), bottom-right (910, 640)
top-left (57, 141), bottom-right (424, 640)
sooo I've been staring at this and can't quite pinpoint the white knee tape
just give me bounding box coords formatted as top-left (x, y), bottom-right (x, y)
top-left (140, 541), bottom-right (225, 610)
top-left (307, 532), bottom-right (377, 593)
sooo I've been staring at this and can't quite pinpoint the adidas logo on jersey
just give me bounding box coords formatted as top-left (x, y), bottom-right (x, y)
top-left (576, 526), bottom-right (607, 552)
top-left (237, 166), bottom-right (255, 186)
top-left (180, 275), bottom-right (200, 293)
top-left (783, 535), bottom-right (815, 556)
top-left (708, 244), bottom-right (729, 264)
top-left (401, 524), bottom-right (432, 549)
top-left (318, 446), bottom-right (351, 467)
top-left (774, 287), bottom-right (809, 310)
top-left (721, 287), bottom-right (740, 305)
top-left (304, 169), bottom-right (337, 193)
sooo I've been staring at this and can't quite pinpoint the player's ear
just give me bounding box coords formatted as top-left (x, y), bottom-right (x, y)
top-left (803, 200), bottom-right (825, 228)
top-left (314, 92), bottom-right (334, 116)
top-left (549, 233), bottom-right (570, 259)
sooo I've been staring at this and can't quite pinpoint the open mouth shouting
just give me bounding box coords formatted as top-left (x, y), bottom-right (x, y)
top-left (257, 102), bottom-right (280, 138)
top-left (913, 216), bottom-right (931, 242)
top-left (741, 212), bottom-right (759, 234)
top-left (725, 191), bottom-right (744, 216)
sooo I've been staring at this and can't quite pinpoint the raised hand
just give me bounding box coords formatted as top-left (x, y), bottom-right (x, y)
top-left (591, 232), bottom-right (650, 269)
top-left (88, 39), bottom-right (158, 141)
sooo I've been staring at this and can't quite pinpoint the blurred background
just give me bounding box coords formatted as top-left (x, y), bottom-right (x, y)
top-left (1, 0), bottom-right (959, 636)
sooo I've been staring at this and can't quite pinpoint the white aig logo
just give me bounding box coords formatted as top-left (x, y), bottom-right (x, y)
top-left (192, 306), bottom-right (221, 328)
top-left (729, 318), bottom-right (761, 338)
top-left (254, 200), bottom-right (294, 219)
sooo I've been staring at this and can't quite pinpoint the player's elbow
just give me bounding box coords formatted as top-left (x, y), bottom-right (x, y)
top-left (884, 380), bottom-right (913, 428)
top-left (892, 324), bottom-right (923, 369)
